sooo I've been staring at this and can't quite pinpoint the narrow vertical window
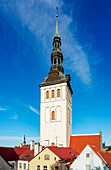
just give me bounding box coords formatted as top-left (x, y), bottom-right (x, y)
top-left (52, 111), bottom-right (55, 120)
top-left (57, 89), bottom-right (60, 97)
top-left (51, 90), bottom-right (55, 98)
top-left (46, 91), bottom-right (49, 99)
top-left (54, 58), bottom-right (56, 64)
top-left (58, 58), bottom-right (60, 64)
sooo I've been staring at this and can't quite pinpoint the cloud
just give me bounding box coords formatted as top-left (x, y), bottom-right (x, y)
top-left (29, 105), bottom-right (39, 115)
top-left (0, 107), bottom-right (6, 111)
top-left (0, 0), bottom-right (100, 85)
top-left (9, 113), bottom-right (18, 120)
top-left (0, 130), bottom-right (16, 132)
top-left (0, 136), bottom-right (40, 141)
top-left (15, 100), bottom-right (40, 115)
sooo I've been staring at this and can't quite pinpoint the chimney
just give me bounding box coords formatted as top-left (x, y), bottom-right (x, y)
top-left (34, 142), bottom-right (40, 156)
top-left (30, 140), bottom-right (35, 150)
top-left (100, 131), bottom-right (102, 151)
top-left (20, 143), bottom-right (23, 148)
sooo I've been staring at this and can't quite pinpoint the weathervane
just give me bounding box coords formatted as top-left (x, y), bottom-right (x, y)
top-left (56, 6), bottom-right (59, 17)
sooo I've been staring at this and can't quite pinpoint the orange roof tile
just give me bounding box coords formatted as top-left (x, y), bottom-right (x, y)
top-left (100, 151), bottom-right (111, 167)
top-left (90, 145), bottom-right (111, 168)
top-left (70, 134), bottom-right (101, 153)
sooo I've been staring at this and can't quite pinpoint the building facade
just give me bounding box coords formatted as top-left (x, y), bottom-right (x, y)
top-left (39, 13), bottom-right (73, 147)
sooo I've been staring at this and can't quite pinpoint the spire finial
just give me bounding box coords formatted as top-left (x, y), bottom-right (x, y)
top-left (56, 6), bottom-right (59, 17)
top-left (54, 6), bottom-right (60, 38)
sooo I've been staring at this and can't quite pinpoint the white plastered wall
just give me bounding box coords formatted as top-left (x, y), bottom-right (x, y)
top-left (70, 145), bottom-right (109, 170)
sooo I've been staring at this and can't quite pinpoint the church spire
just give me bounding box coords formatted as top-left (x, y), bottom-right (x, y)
top-left (51, 8), bottom-right (64, 73)
top-left (54, 10), bottom-right (60, 38)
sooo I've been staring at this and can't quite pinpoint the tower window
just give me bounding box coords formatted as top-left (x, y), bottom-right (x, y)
top-left (54, 58), bottom-right (56, 64)
top-left (46, 91), bottom-right (49, 99)
top-left (52, 60), bottom-right (53, 64)
top-left (52, 111), bottom-right (55, 120)
top-left (57, 89), bottom-right (60, 97)
top-left (51, 90), bottom-right (55, 98)
top-left (58, 58), bottom-right (60, 64)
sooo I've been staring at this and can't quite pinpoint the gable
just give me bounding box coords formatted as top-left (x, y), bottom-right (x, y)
top-left (70, 145), bottom-right (107, 169)
top-left (30, 148), bottom-right (60, 164)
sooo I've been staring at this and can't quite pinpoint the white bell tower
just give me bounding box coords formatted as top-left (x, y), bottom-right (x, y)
top-left (39, 11), bottom-right (73, 147)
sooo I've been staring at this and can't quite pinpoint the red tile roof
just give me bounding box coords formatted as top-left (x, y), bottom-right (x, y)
top-left (47, 146), bottom-right (78, 160)
top-left (70, 134), bottom-right (101, 153)
top-left (0, 147), bottom-right (18, 161)
top-left (14, 146), bottom-right (29, 156)
top-left (14, 146), bottom-right (34, 162)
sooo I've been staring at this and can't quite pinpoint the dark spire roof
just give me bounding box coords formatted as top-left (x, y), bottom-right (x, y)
top-left (23, 135), bottom-right (26, 145)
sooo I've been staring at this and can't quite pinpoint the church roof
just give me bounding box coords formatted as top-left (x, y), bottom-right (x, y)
top-left (69, 133), bottom-right (101, 154)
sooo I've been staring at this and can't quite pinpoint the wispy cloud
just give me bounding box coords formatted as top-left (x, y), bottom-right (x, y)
top-left (0, 0), bottom-right (100, 85)
top-left (9, 113), bottom-right (18, 120)
top-left (29, 105), bottom-right (39, 115)
top-left (0, 136), bottom-right (39, 141)
top-left (15, 100), bottom-right (39, 115)
top-left (0, 107), bottom-right (6, 111)
top-left (0, 130), bottom-right (16, 133)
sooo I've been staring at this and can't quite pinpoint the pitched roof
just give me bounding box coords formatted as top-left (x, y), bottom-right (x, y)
top-left (14, 146), bottom-right (34, 162)
top-left (47, 146), bottom-right (78, 160)
top-left (0, 147), bottom-right (18, 161)
top-left (89, 145), bottom-right (111, 168)
top-left (14, 146), bottom-right (30, 156)
top-left (70, 134), bottom-right (101, 153)
top-left (99, 151), bottom-right (111, 167)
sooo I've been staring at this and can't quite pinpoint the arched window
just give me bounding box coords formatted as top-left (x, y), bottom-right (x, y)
top-left (57, 89), bottom-right (60, 97)
top-left (52, 111), bottom-right (55, 120)
top-left (46, 91), bottom-right (49, 99)
top-left (51, 90), bottom-right (55, 98)
top-left (54, 58), bottom-right (56, 64)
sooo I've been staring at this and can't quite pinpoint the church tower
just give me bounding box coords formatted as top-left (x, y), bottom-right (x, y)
top-left (39, 11), bottom-right (73, 147)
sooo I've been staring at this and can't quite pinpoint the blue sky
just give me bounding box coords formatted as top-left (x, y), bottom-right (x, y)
top-left (0, 0), bottom-right (111, 146)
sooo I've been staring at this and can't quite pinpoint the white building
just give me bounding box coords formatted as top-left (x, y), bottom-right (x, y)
top-left (39, 13), bottom-right (73, 147)
top-left (69, 144), bottom-right (111, 170)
